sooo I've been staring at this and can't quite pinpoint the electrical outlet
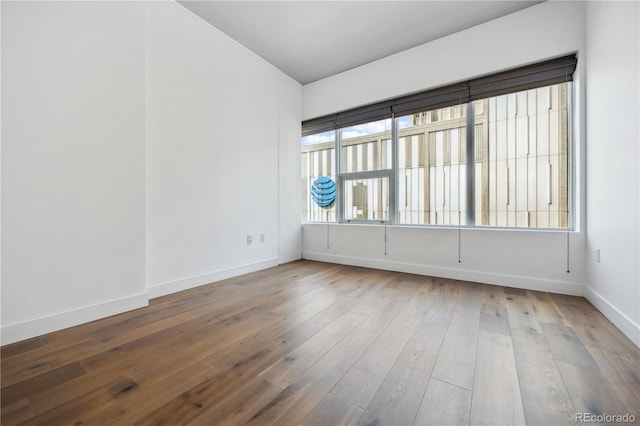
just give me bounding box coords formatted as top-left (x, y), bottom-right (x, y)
top-left (247, 235), bottom-right (253, 245)
top-left (596, 248), bottom-right (600, 263)
top-left (260, 233), bottom-right (265, 243)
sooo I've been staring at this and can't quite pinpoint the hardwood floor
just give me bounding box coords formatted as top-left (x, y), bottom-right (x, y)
top-left (2, 260), bottom-right (638, 425)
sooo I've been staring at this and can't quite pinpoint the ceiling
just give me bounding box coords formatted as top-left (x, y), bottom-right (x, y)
top-left (178, 1), bottom-right (542, 85)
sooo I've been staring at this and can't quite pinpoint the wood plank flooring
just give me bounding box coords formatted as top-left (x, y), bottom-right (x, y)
top-left (2, 260), bottom-right (639, 425)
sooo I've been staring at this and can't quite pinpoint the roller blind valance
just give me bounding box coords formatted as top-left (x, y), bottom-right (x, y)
top-left (468, 54), bottom-right (577, 101)
top-left (302, 54), bottom-right (577, 137)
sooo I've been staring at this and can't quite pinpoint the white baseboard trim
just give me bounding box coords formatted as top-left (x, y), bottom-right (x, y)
top-left (303, 252), bottom-right (584, 296)
top-left (584, 287), bottom-right (640, 348)
top-left (1, 292), bottom-right (149, 346)
top-left (147, 258), bottom-right (279, 299)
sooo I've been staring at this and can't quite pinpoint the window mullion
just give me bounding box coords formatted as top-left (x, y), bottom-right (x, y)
top-left (390, 114), bottom-right (398, 225)
top-left (466, 102), bottom-right (475, 226)
top-left (336, 129), bottom-right (344, 223)
top-left (340, 170), bottom-right (390, 180)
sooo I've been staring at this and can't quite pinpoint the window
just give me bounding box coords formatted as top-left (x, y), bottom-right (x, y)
top-left (397, 106), bottom-right (469, 225)
top-left (339, 119), bottom-right (393, 223)
top-left (341, 119), bottom-right (392, 173)
top-left (479, 84), bottom-right (571, 228)
top-left (301, 130), bottom-right (336, 222)
top-left (343, 177), bottom-right (390, 221)
top-left (301, 55), bottom-right (576, 230)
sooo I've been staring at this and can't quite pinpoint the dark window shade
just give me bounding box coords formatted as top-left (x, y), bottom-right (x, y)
top-left (468, 55), bottom-right (577, 101)
top-left (302, 54), bottom-right (577, 136)
top-left (335, 104), bottom-right (393, 129)
top-left (302, 114), bottom-right (338, 136)
top-left (390, 82), bottom-right (469, 118)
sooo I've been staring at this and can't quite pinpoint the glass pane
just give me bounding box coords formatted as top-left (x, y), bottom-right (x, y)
top-left (301, 131), bottom-right (336, 222)
top-left (397, 106), bottom-right (467, 225)
top-left (302, 130), bottom-right (335, 147)
top-left (477, 82), bottom-right (570, 228)
top-left (340, 119), bottom-right (392, 173)
top-left (343, 177), bottom-right (389, 221)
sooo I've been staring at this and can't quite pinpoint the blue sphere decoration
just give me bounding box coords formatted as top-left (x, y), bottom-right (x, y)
top-left (311, 176), bottom-right (336, 208)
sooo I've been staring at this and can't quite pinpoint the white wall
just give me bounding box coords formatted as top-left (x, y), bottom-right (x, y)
top-left (305, 224), bottom-right (584, 294)
top-left (278, 76), bottom-right (304, 264)
top-left (302, 1), bottom-right (587, 297)
top-left (303, 1), bottom-right (585, 121)
top-left (145, 2), bottom-right (301, 297)
top-left (1, 1), bottom-right (302, 344)
top-left (1, 1), bottom-right (148, 344)
top-left (585, 1), bottom-right (640, 346)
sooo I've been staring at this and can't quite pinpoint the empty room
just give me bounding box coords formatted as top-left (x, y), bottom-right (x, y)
top-left (1, 1), bottom-right (639, 425)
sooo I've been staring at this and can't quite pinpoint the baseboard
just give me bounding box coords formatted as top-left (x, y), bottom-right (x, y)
top-left (303, 252), bottom-right (584, 296)
top-left (584, 287), bottom-right (640, 348)
top-left (1, 292), bottom-right (149, 346)
top-left (147, 258), bottom-right (279, 299)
